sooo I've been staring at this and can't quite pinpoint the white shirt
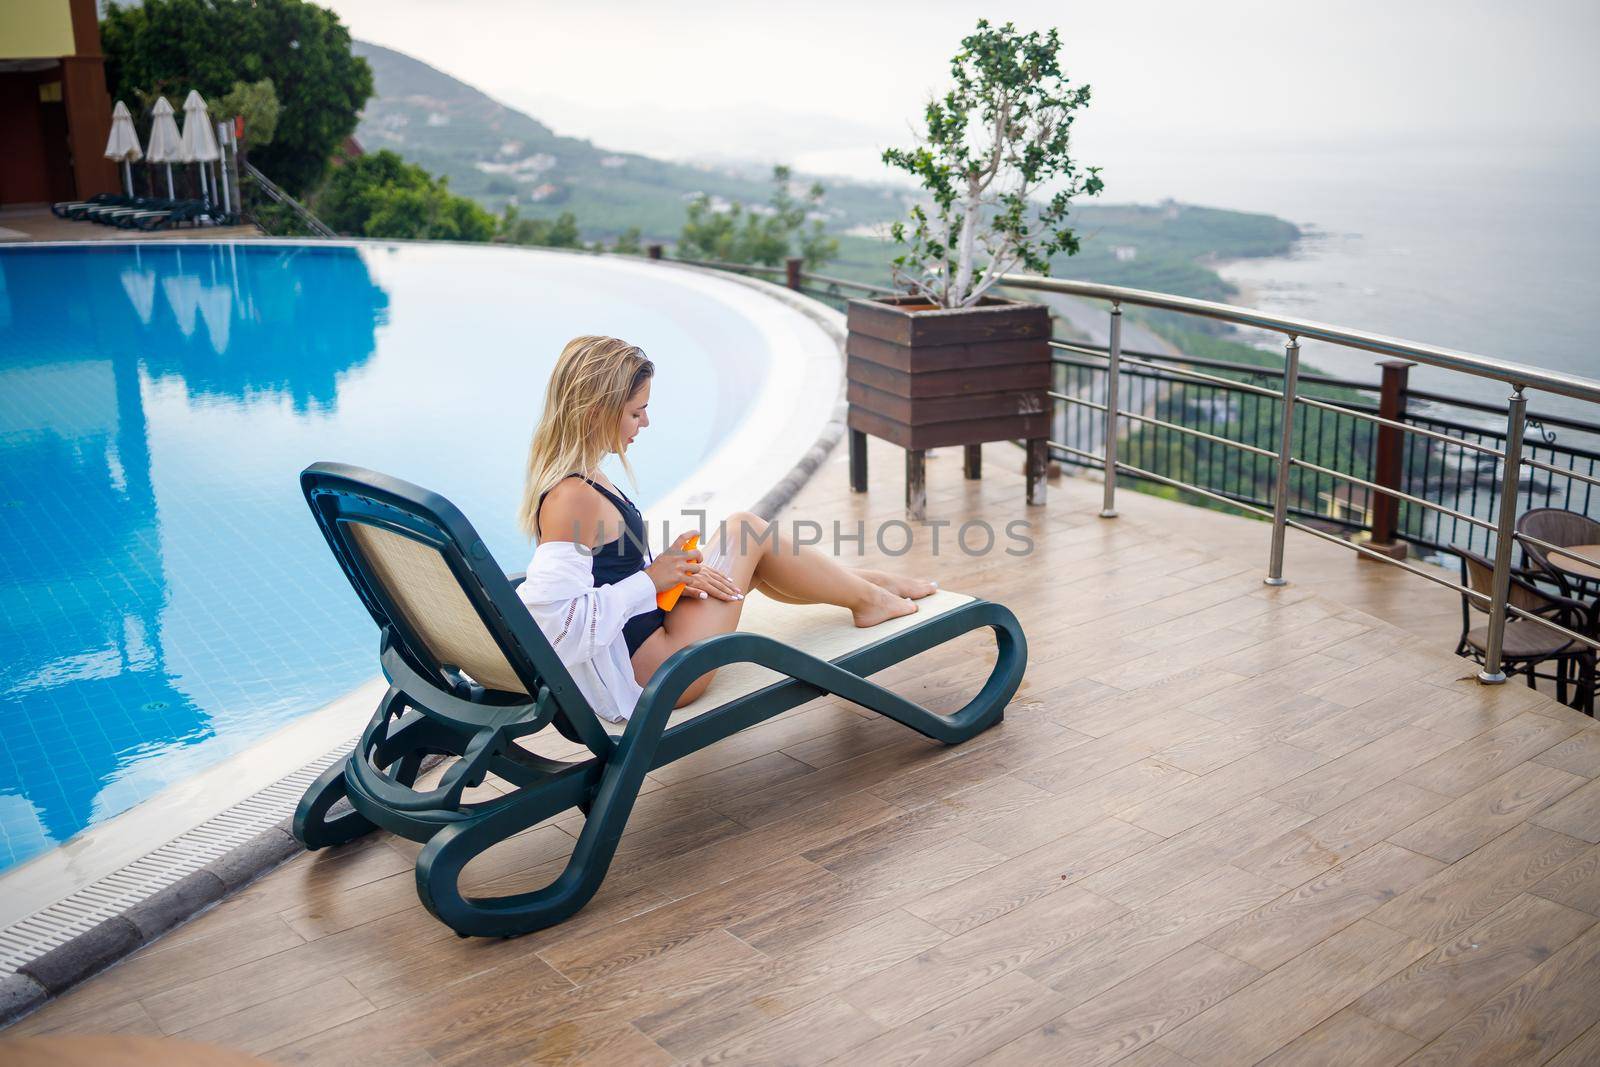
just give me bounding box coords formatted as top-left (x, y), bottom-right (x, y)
top-left (516, 540), bottom-right (658, 724)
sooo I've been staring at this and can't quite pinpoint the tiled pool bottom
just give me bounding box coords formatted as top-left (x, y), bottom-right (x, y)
top-left (0, 241), bottom-right (779, 871)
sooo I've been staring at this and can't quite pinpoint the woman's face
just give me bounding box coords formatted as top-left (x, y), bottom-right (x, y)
top-left (617, 380), bottom-right (650, 452)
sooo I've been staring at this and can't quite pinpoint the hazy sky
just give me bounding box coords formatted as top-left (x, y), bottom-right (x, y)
top-left (323, 0), bottom-right (1598, 205)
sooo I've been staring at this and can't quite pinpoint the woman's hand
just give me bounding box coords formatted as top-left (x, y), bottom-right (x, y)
top-left (644, 530), bottom-right (702, 592)
top-left (683, 564), bottom-right (744, 602)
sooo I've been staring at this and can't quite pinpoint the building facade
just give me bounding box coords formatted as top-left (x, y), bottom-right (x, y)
top-left (0, 0), bottom-right (118, 205)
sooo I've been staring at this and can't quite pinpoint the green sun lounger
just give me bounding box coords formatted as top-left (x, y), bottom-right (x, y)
top-left (291, 462), bottom-right (1027, 938)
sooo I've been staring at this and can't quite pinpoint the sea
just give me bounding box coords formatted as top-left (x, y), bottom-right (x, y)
top-left (801, 136), bottom-right (1600, 436)
top-left (1097, 139), bottom-right (1600, 437)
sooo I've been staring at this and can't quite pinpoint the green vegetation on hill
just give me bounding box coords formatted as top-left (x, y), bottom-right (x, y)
top-left (104, 0), bottom-right (372, 195)
top-left (352, 41), bottom-right (909, 240)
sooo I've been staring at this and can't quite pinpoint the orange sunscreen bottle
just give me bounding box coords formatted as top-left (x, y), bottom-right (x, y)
top-left (656, 533), bottom-right (700, 611)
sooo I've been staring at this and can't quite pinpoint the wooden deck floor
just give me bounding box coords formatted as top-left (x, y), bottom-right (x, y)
top-left (10, 436), bottom-right (1600, 1065)
top-left (0, 206), bottom-right (262, 243)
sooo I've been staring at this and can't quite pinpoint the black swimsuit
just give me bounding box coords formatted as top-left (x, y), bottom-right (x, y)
top-left (537, 474), bottom-right (665, 657)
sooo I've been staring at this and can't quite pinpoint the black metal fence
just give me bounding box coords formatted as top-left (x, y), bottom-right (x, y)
top-left (644, 245), bottom-right (1600, 564)
top-left (1048, 340), bottom-right (1600, 559)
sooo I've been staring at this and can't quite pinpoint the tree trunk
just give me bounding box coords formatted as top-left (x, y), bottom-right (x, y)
top-left (950, 176), bottom-right (981, 306)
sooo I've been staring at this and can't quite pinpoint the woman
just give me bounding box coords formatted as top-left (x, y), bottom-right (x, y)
top-left (516, 335), bottom-right (938, 724)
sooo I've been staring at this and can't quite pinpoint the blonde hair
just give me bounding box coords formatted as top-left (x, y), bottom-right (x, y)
top-left (519, 335), bottom-right (654, 540)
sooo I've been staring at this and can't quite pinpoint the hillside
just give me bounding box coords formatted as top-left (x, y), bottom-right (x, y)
top-left (352, 41), bottom-right (910, 239)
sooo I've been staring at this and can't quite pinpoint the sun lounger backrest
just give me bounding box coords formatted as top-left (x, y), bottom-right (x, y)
top-left (345, 521), bottom-right (528, 694)
top-left (300, 463), bottom-right (592, 722)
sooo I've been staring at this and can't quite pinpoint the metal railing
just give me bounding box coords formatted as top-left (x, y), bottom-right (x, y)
top-left (240, 160), bottom-right (337, 239)
top-left (1044, 341), bottom-right (1600, 557)
top-left (1000, 274), bottom-right (1600, 684)
top-left (639, 247), bottom-right (1600, 686)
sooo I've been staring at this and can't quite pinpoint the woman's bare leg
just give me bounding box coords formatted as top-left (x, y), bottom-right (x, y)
top-left (632, 511), bottom-right (917, 705)
top-left (853, 569), bottom-right (939, 600)
top-left (751, 578), bottom-right (808, 604)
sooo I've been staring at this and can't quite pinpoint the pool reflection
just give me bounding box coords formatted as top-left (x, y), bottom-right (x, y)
top-left (0, 244), bottom-right (389, 865)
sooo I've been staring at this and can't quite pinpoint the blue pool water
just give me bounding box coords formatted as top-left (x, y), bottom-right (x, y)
top-left (0, 241), bottom-right (769, 871)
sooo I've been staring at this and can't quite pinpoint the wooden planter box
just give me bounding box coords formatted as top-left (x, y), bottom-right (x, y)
top-left (845, 294), bottom-right (1052, 518)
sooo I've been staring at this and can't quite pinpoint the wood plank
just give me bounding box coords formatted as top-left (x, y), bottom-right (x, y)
top-left (341, 880), bottom-right (660, 1010)
top-left (1529, 777), bottom-right (1600, 843)
top-left (798, 776), bottom-right (1043, 878)
top-left (632, 907), bottom-right (942, 1058)
top-left (904, 818), bottom-right (1159, 936)
top-left (441, 1022), bottom-right (670, 1067)
top-left (838, 884), bottom-right (1124, 1028)
top-left (837, 970), bottom-right (1070, 1067)
top-left (676, 994), bottom-right (881, 1066)
top-left (1076, 797), bottom-right (1314, 908)
top-left (1235, 781), bottom-right (1451, 888)
top-left (8, 914), bottom-right (308, 1035)
top-left (173, 975), bottom-right (374, 1056)
top-left (1369, 823), bottom-right (1592, 943)
top-left (1156, 920), bottom-right (1431, 1067)
top-left (1351, 892), bottom-right (1597, 1043)
top-left (1401, 712), bottom-right (1582, 797)
top-left (535, 855), bottom-right (833, 984)
top-left (1386, 761), bottom-right (1586, 864)
top-left (848, 379), bottom-right (1049, 425)
top-left (1533, 725), bottom-right (1600, 778)
top-left (638, 790), bottom-right (905, 901)
top-left (847, 403), bottom-right (1051, 449)
top-left (1024, 865), bottom-right (1284, 1006)
top-left (1204, 842), bottom-right (1443, 971)
top-left (427, 930), bottom-right (767, 1064)
top-left (1121, 742), bottom-right (1329, 836)
top-left (728, 836), bottom-right (1004, 957)
top-left (976, 944), bottom-right (1260, 1067)
top-left (1402, 923), bottom-right (1600, 1066)
top-left (1546, 1022), bottom-right (1600, 1066)
top-left (846, 331), bottom-right (1047, 372)
top-left (1530, 844), bottom-right (1600, 917)
top-left (1152, 700), bottom-right (1336, 776)
top-left (1255, 1008), bottom-right (1420, 1067)
top-left (1266, 727), bottom-right (1460, 816)
top-left (1011, 710), bottom-right (1219, 796)
top-left (958, 761), bottom-right (1193, 859)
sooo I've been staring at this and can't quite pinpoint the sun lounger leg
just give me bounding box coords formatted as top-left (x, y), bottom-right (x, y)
top-left (293, 757), bottom-right (378, 849)
top-left (293, 692), bottom-right (437, 850)
top-left (415, 715), bottom-right (666, 937)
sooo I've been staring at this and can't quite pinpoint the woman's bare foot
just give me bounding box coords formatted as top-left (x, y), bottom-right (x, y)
top-left (855, 568), bottom-right (939, 600)
top-left (853, 585), bottom-right (919, 628)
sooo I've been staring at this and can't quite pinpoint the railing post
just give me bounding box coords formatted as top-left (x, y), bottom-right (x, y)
top-left (1367, 359), bottom-right (1414, 558)
top-left (1265, 336), bottom-right (1302, 586)
top-left (1100, 302), bottom-right (1122, 518)
top-left (646, 244), bottom-right (663, 260)
top-left (1478, 385), bottom-right (1528, 684)
top-left (785, 257), bottom-right (803, 291)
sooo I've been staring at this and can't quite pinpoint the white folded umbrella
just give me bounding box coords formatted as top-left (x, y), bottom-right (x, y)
top-left (146, 96), bottom-right (184, 199)
top-left (104, 101), bottom-right (143, 196)
top-left (180, 90), bottom-right (221, 203)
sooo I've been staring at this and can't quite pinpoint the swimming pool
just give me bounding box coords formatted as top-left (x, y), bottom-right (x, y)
top-left (0, 241), bottom-right (820, 874)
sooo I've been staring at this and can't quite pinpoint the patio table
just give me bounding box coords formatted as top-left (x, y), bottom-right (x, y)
top-left (1545, 543), bottom-right (1600, 583)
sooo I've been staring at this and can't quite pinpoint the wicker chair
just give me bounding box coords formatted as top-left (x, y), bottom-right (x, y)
top-left (1515, 507), bottom-right (1600, 598)
top-left (1452, 547), bottom-right (1595, 714)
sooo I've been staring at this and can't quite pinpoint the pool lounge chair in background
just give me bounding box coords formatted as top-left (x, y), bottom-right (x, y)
top-left (51, 193), bottom-right (125, 218)
top-left (292, 462), bottom-right (1027, 937)
top-left (122, 199), bottom-right (210, 231)
top-left (79, 196), bottom-right (173, 224)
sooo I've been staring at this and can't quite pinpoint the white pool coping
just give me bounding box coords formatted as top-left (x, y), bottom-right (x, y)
top-left (0, 244), bottom-right (846, 942)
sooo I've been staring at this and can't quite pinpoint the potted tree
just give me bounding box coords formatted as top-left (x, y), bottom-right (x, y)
top-left (847, 19), bottom-right (1102, 518)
